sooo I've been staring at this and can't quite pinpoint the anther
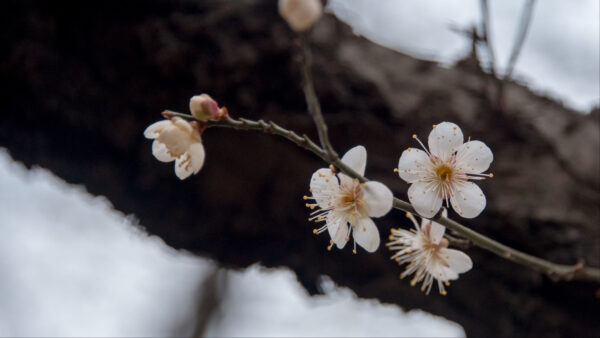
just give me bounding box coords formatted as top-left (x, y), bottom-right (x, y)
top-left (412, 134), bottom-right (417, 139)
top-left (303, 195), bottom-right (308, 200)
top-left (489, 173), bottom-right (494, 178)
top-left (352, 249), bottom-right (357, 254)
top-left (393, 168), bottom-right (399, 173)
top-left (441, 290), bottom-right (447, 296)
top-left (345, 237), bottom-right (350, 242)
top-left (444, 281), bottom-right (450, 286)
top-left (312, 229), bottom-right (318, 234)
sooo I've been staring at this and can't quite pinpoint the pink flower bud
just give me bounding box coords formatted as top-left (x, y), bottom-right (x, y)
top-left (279, 0), bottom-right (323, 32)
top-left (190, 94), bottom-right (220, 121)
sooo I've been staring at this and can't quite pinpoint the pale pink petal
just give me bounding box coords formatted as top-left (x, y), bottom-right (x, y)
top-left (362, 181), bottom-right (393, 217)
top-left (353, 217), bottom-right (380, 252)
top-left (429, 221), bottom-right (446, 245)
top-left (455, 140), bottom-right (493, 174)
top-left (427, 122), bottom-right (463, 161)
top-left (428, 208), bottom-right (448, 244)
top-left (174, 154), bottom-right (193, 180)
top-left (431, 264), bottom-right (459, 281)
top-left (337, 173), bottom-right (355, 189)
top-left (171, 116), bottom-right (194, 134)
top-left (152, 141), bottom-right (175, 163)
top-left (397, 148), bottom-right (432, 183)
top-left (450, 181), bottom-right (486, 218)
top-left (144, 120), bottom-right (171, 139)
top-left (439, 248), bottom-right (473, 274)
top-left (309, 168), bottom-right (338, 209)
top-left (408, 182), bottom-right (443, 218)
top-left (327, 211), bottom-right (349, 249)
top-left (341, 145), bottom-right (367, 176)
top-left (189, 142), bottom-right (205, 174)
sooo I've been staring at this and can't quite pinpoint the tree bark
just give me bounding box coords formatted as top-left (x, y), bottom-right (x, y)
top-left (1, 1), bottom-right (598, 336)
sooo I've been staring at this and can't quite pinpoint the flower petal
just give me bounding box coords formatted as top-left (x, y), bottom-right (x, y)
top-left (189, 142), bottom-right (205, 174)
top-left (327, 211), bottom-right (349, 249)
top-left (430, 262), bottom-right (459, 281)
top-left (309, 168), bottom-right (338, 208)
top-left (427, 208), bottom-right (447, 244)
top-left (408, 182), bottom-right (443, 218)
top-left (428, 122), bottom-right (463, 161)
top-left (152, 141), bottom-right (175, 163)
top-left (144, 120), bottom-right (171, 139)
top-left (450, 181), bottom-right (486, 218)
top-left (174, 154), bottom-right (193, 180)
top-left (439, 248), bottom-right (473, 274)
top-left (429, 221), bottom-right (446, 245)
top-left (337, 172), bottom-right (355, 189)
top-left (341, 145), bottom-right (367, 176)
top-left (353, 217), bottom-right (380, 252)
top-left (397, 148), bottom-right (432, 183)
top-left (455, 140), bottom-right (493, 174)
top-left (362, 181), bottom-right (393, 217)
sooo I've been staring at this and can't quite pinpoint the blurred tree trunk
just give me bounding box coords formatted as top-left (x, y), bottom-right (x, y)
top-left (1, 1), bottom-right (598, 337)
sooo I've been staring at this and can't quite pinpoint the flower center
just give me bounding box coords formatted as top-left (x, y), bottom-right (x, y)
top-left (342, 195), bottom-right (356, 204)
top-left (338, 180), bottom-right (367, 223)
top-left (436, 165), bottom-right (453, 182)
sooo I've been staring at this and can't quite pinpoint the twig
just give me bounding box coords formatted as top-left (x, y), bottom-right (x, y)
top-left (479, 0), bottom-right (497, 78)
top-left (299, 34), bottom-right (338, 162)
top-left (504, 0), bottom-right (536, 80)
top-left (165, 111), bottom-right (600, 283)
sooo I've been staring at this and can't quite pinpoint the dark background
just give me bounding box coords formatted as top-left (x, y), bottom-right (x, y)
top-left (1, 1), bottom-right (599, 337)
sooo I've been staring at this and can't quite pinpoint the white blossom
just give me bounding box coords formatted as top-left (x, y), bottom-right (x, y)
top-left (144, 117), bottom-right (205, 180)
top-left (397, 122), bottom-right (493, 218)
top-left (278, 0), bottom-right (323, 32)
top-left (387, 210), bottom-right (473, 295)
top-left (304, 146), bottom-right (393, 253)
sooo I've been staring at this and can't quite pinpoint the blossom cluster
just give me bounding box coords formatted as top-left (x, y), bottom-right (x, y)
top-left (144, 91), bottom-right (493, 295)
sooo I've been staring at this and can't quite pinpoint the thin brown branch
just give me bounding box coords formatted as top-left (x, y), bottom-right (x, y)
top-left (165, 110), bottom-right (600, 283)
top-left (299, 34), bottom-right (338, 162)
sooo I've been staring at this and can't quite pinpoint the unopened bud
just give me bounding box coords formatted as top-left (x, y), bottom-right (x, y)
top-left (190, 94), bottom-right (220, 121)
top-left (278, 0), bottom-right (323, 32)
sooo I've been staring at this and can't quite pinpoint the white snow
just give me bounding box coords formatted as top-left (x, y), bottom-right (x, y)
top-left (0, 149), bottom-right (464, 336)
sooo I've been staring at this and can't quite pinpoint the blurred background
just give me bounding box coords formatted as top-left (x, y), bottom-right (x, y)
top-left (0, 0), bottom-right (598, 337)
